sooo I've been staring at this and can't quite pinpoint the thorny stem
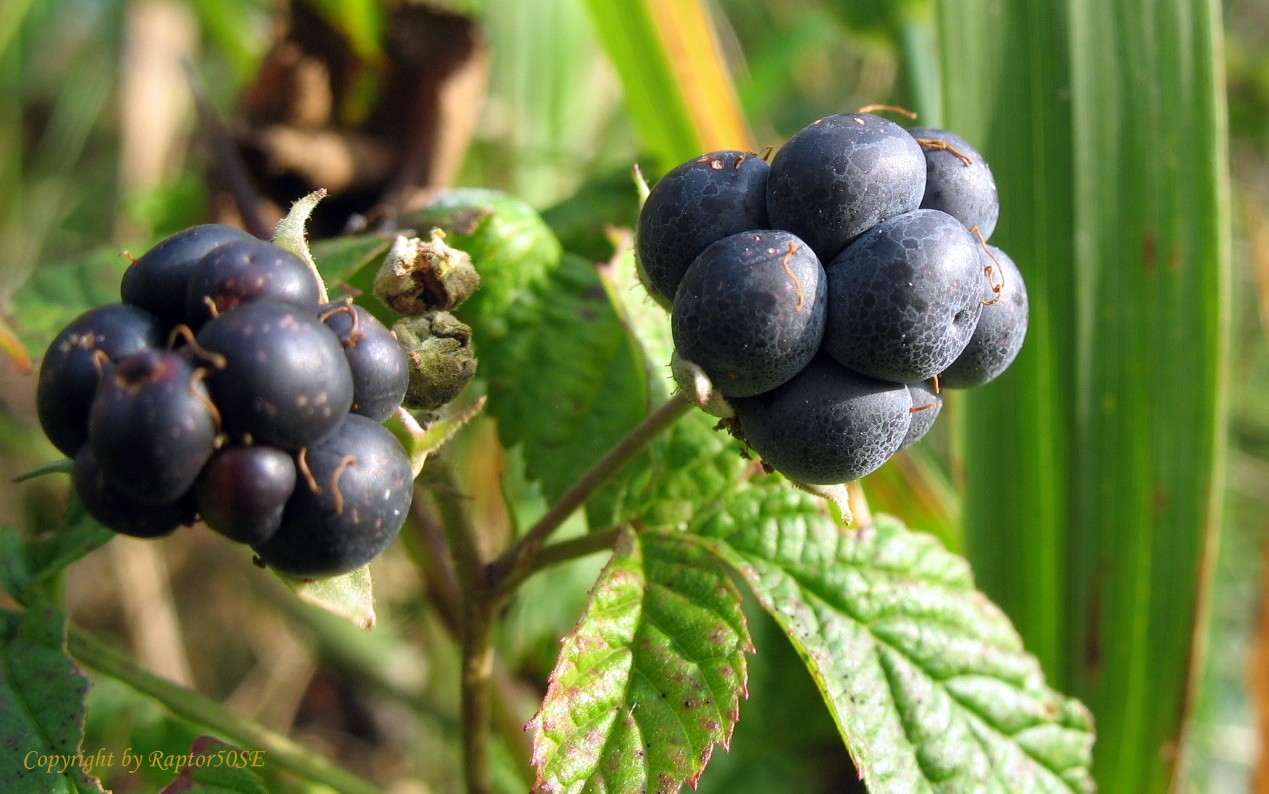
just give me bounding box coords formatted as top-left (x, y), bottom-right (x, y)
top-left (65, 622), bottom-right (381, 794)
top-left (486, 391), bottom-right (693, 600)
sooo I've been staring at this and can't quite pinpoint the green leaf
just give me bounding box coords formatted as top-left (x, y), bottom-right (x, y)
top-left (0, 606), bottom-right (103, 794)
top-left (158, 736), bottom-right (269, 794)
top-left (581, 0), bottom-right (753, 168)
top-left (528, 529), bottom-right (750, 793)
top-left (384, 398), bottom-right (486, 479)
top-left (604, 410), bottom-right (747, 532)
top-left (276, 568), bottom-right (376, 631)
top-left (310, 233), bottom-right (395, 304)
top-left (6, 247), bottom-right (132, 357)
top-left (382, 190), bottom-right (591, 492)
top-left (695, 503), bottom-right (1094, 794)
top-left (0, 510), bottom-right (113, 607)
top-left (937, 2), bottom-right (1229, 790)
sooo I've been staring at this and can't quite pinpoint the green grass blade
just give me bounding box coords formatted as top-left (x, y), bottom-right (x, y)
top-left (937, 1), bottom-right (1231, 791)
top-left (936, 0), bottom-right (1077, 684)
top-left (581, 0), bottom-right (753, 169)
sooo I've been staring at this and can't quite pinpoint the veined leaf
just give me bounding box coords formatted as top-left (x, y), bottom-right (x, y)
top-left (529, 529), bottom-right (750, 793)
top-left (0, 606), bottom-right (103, 794)
top-left (695, 502), bottom-right (1095, 794)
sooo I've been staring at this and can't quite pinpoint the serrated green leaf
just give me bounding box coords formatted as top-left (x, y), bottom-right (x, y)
top-left (693, 503), bottom-right (1094, 794)
top-left (468, 249), bottom-right (650, 507)
top-left (529, 529), bottom-right (750, 793)
top-left (0, 606), bottom-right (103, 794)
top-left (276, 568), bottom-right (376, 631)
top-left (602, 410), bottom-right (747, 532)
top-left (0, 511), bottom-right (113, 607)
top-left (158, 736), bottom-right (269, 794)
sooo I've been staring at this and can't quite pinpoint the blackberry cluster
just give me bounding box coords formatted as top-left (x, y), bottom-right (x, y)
top-left (37, 225), bottom-right (413, 578)
top-left (638, 112), bottom-right (1029, 486)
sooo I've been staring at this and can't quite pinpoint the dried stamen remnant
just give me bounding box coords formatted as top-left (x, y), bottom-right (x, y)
top-left (374, 229), bottom-right (481, 314)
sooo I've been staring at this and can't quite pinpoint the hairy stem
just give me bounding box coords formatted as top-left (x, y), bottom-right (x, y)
top-left (461, 599), bottom-right (498, 794)
top-left (487, 392), bottom-right (692, 598)
top-left (66, 624), bottom-right (381, 794)
top-left (529, 526), bottom-right (625, 575)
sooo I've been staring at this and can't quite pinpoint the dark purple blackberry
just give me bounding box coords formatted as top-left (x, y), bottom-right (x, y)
top-left (766, 113), bottom-right (926, 262)
top-left (734, 356), bottom-right (912, 485)
top-left (636, 150), bottom-right (771, 303)
top-left (940, 246), bottom-right (1029, 388)
top-left (672, 230), bottom-right (826, 398)
top-left (185, 238), bottom-right (322, 328)
top-left (88, 349), bottom-right (218, 505)
top-left (121, 224), bottom-right (256, 325)
top-left (196, 301), bottom-right (354, 450)
top-left (253, 414), bottom-right (413, 578)
top-left (37, 303), bottom-right (168, 456)
top-left (910, 127), bottom-right (1000, 239)
top-left (72, 445), bottom-right (194, 538)
top-left (823, 209), bottom-right (983, 383)
top-left (195, 444), bottom-right (296, 546)
top-left (321, 301), bottom-right (409, 422)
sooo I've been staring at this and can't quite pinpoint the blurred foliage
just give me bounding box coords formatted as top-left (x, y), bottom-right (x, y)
top-left (0, 0), bottom-right (1263, 792)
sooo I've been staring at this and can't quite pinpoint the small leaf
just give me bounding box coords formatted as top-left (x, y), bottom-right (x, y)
top-left (0, 606), bottom-right (104, 794)
top-left (276, 567), bottom-right (376, 630)
top-left (0, 511), bottom-right (113, 607)
top-left (384, 397), bottom-right (487, 478)
top-left (695, 501), bottom-right (1095, 794)
top-left (529, 529), bottom-right (750, 793)
top-left (271, 189), bottom-right (327, 271)
top-left (159, 736), bottom-right (269, 794)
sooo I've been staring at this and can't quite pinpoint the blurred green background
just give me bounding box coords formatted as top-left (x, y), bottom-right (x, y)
top-left (0, 0), bottom-right (1264, 792)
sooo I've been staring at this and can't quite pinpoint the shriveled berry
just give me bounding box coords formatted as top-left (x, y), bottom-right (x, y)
top-left (121, 224), bottom-right (256, 325)
top-left (37, 303), bottom-right (168, 456)
top-left (195, 444), bottom-right (296, 546)
top-left (940, 246), bottom-right (1029, 388)
top-left (254, 414), bottom-right (413, 578)
top-left (900, 380), bottom-right (942, 450)
top-left (767, 113), bottom-right (926, 262)
top-left (636, 150), bottom-right (771, 302)
top-left (672, 230), bottom-right (826, 398)
top-left (910, 127), bottom-right (1000, 239)
top-left (197, 301), bottom-right (354, 450)
top-left (823, 209), bottom-right (983, 383)
top-left (185, 238), bottom-right (322, 327)
top-left (88, 349), bottom-right (217, 505)
top-left (734, 356), bottom-right (911, 485)
top-left (72, 445), bottom-right (194, 538)
top-left (321, 301), bottom-right (409, 422)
